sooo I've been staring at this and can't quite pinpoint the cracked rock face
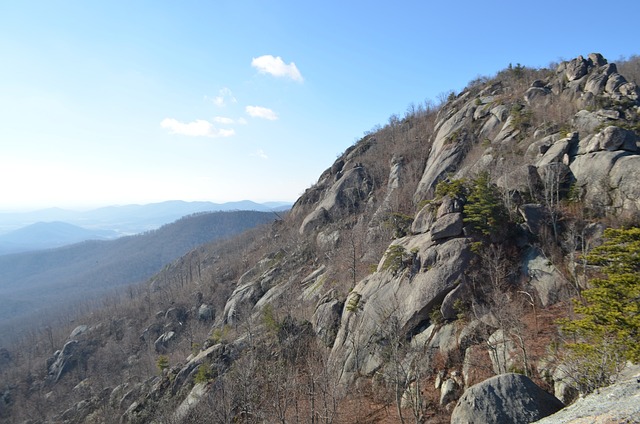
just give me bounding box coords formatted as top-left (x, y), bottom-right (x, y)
top-left (330, 236), bottom-right (473, 383)
top-left (298, 166), bottom-right (373, 234)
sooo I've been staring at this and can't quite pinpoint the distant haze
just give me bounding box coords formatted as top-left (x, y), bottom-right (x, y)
top-left (0, 199), bottom-right (290, 234)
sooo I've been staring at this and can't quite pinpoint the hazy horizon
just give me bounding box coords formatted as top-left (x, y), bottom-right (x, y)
top-left (0, 198), bottom-right (294, 214)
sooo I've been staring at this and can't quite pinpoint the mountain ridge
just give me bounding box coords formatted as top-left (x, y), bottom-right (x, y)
top-left (0, 199), bottom-right (292, 235)
top-left (0, 221), bottom-right (119, 255)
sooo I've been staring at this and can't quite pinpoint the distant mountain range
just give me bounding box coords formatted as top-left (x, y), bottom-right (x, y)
top-left (0, 222), bottom-right (119, 255)
top-left (0, 200), bottom-right (290, 255)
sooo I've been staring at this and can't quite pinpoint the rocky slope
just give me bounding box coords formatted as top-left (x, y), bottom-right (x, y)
top-left (2, 53), bottom-right (640, 423)
top-left (533, 365), bottom-right (640, 423)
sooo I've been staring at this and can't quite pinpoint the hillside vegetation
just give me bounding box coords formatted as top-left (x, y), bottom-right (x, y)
top-left (1, 53), bottom-right (640, 423)
top-left (0, 210), bottom-right (278, 345)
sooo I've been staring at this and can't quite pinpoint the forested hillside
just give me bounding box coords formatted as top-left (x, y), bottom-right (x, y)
top-left (1, 53), bottom-right (640, 423)
top-left (0, 210), bottom-right (278, 345)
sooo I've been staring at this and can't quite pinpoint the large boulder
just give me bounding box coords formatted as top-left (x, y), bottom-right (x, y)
top-left (197, 304), bottom-right (214, 321)
top-left (536, 133), bottom-right (577, 166)
top-left (522, 247), bottom-right (567, 307)
top-left (165, 307), bottom-right (187, 323)
top-left (48, 340), bottom-right (82, 382)
top-left (430, 212), bottom-right (463, 241)
top-left (411, 203), bottom-right (436, 234)
top-left (69, 325), bottom-right (89, 339)
top-left (496, 165), bottom-right (541, 195)
top-left (569, 150), bottom-right (630, 210)
top-left (564, 55), bottom-right (589, 82)
top-left (582, 126), bottom-right (638, 153)
top-left (173, 382), bottom-right (209, 422)
top-left (609, 155), bottom-right (640, 214)
top-left (440, 378), bottom-right (460, 406)
top-left (411, 195), bottom-right (463, 235)
top-left (412, 321), bottom-right (460, 358)
top-left (222, 280), bottom-right (265, 325)
top-left (451, 373), bottom-right (564, 424)
top-left (572, 110), bottom-right (604, 134)
top-left (154, 331), bottom-right (176, 353)
top-left (524, 85), bottom-right (551, 106)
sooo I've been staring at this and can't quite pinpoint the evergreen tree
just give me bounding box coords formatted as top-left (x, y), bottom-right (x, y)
top-left (574, 227), bottom-right (640, 361)
top-left (463, 172), bottom-right (507, 237)
top-left (561, 227), bottom-right (640, 391)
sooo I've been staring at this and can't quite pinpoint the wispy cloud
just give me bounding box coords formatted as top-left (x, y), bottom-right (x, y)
top-left (160, 118), bottom-right (235, 138)
top-left (209, 87), bottom-right (237, 107)
top-left (251, 55), bottom-right (303, 82)
top-left (252, 149), bottom-right (269, 160)
top-left (213, 116), bottom-right (248, 125)
top-left (245, 106), bottom-right (278, 121)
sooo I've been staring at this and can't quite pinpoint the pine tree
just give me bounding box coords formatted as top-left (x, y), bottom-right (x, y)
top-left (463, 172), bottom-right (507, 237)
top-left (561, 227), bottom-right (640, 391)
top-left (577, 227), bottom-right (640, 361)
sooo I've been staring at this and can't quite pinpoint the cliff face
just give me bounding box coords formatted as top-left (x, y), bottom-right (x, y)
top-left (316, 53), bottom-right (640, 388)
top-left (4, 53), bottom-right (640, 423)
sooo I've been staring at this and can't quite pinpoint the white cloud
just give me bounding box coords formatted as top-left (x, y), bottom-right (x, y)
top-left (160, 118), bottom-right (235, 138)
top-left (245, 106), bottom-right (278, 120)
top-left (213, 116), bottom-right (235, 124)
top-left (252, 149), bottom-right (269, 160)
top-left (211, 87), bottom-right (237, 107)
top-left (213, 116), bottom-right (249, 125)
top-left (251, 55), bottom-right (303, 82)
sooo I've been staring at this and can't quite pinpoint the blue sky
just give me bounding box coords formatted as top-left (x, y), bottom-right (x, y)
top-left (1, 1), bottom-right (638, 211)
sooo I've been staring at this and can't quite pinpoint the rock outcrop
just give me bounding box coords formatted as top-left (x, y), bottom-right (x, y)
top-left (533, 366), bottom-right (640, 423)
top-left (330, 235), bottom-right (473, 382)
top-left (298, 164), bottom-right (373, 235)
top-left (451, 373), bottom-right (564, 424)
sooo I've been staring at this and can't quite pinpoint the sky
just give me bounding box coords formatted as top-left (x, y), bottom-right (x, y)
top-left (1, 1), bottom-right (639, 211)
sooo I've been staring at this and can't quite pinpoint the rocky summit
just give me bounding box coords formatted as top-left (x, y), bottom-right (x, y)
top-left (2, 53), bottom-right (640, 423)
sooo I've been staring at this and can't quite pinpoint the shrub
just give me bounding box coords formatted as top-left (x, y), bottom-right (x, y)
top-left (510, 103), bottom-right (533, 134)
top-left (346, 292), bottom-right (362, 313)
top-left (194, 363), bottom-right (212, 384)
top-left (435, 178), bottom-right (466, 199)
top-left (208, 326), bottom-right (229, 345)
top-left (262, 304), bottom-right (281, 334)
top-left (381, 245), bottom-right (408, 274)
top-left (156, 355), bottom-right (169, 374)
top-left (384, 212), bottom-right (414, 238)
top-left (429, 307), bottom-right (444, 325)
